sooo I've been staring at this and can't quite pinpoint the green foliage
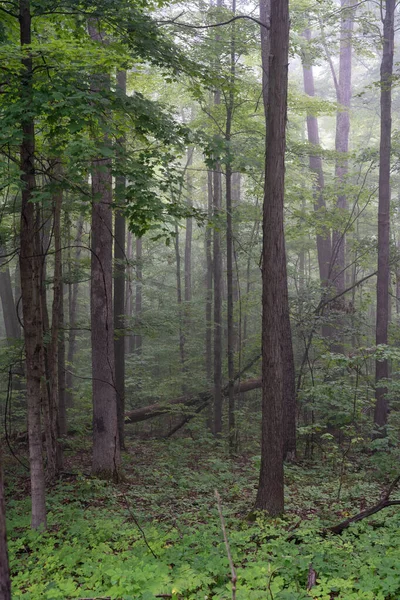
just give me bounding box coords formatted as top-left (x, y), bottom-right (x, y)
top-left (6, 436), bottom-right (400, 600)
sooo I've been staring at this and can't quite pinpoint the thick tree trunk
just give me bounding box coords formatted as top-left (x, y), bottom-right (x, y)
top-left (19, 0), bottom-right (47, 529)
top-left (114, 69), bottom-right (127, 450)
top-left (374, 0), bottom-right (395, 435)
top-left (255, 0), bottom-right (291, 514)
top-left (0, 250), bottom-right (20, 340)
top-left (302, 29), bottom-right (332, 285)
top-left (0, 448), bottom-right (11, 600)
top-left (66, 215), bottom-right (84, 407)
top-left (89, 22), bottom-right (120, 478)
top-left (135, 237), bottom-right (143, 355)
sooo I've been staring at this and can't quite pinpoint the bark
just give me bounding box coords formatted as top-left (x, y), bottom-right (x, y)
top-left (89, 21), bottom-right (120, 478)
top-left (135, 237), bottom-right (143, 355)
top-left (114, 69), bottom-right (127, 450)
top-left (19, 0), bottom-right (47, 529)
top-left (302, 29), bottom-right (332, 285)
top-left (213, 157), bottom-right (223, 435)
top-left (0, 448), bottom-right (11, 600)
top-left (226, 0), bottom-right (236, 443)
top-left (255, 0), bottom-right (291, 515)
top-left (66, 215), bottom-right (84, 407)
top-left (58, 273), bottom-right (67, 436)
top-left (374, 0), bottom-right (395, 435)
top-left (0, 250), bottom-right (20, 340)
top-left (46, 168), bottom-right (64, 474)
top-left (205, 171), bottom-right (213, 384)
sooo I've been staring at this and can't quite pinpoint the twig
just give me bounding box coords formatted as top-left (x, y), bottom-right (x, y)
top-left (215, 490), bottom-right (237, 600)
top-left (120, 490), bottom-right (158, 559)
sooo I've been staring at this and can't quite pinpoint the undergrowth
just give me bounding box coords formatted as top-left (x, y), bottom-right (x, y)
top-left (5, 432), bottom-right (400, 599)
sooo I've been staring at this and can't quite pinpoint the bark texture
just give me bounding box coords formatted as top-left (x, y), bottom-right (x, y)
top-left (19, 0), bottom-right (47, 530)
top-left (0, 448), bottom-right (11, 600)
top-left (255, 0), bottom-right (291, 515)
top-left (374, 0), bottom-right (395, 434)
top-left (114, 69), bottom-right (127, 449)
top-left (89, 21), bottom-right (120, 478)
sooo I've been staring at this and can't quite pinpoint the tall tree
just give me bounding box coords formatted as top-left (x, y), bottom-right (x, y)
top-left (331, 0), bottom-right (355, 295)
top-left (0, 249), bottom-right (20, 341)
top-left (89, 22), bottom-right (120, 478)
top-left (374, 0), bottom-right (395, 435)
top-left (135, 237), bottom-right (143, 354)
top-left (256, 0), bottom-right (291, 514)
top-left (19, 0), bottom-right (47, 529)
top-left (114, 70), bottom-right (127, 450)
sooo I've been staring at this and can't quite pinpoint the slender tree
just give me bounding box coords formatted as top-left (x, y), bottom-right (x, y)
top-left (374, 0), bottom-right (395, 435)
top-left (0, 448), bottom-right (11, 600)
top-left (114, 69), bottom-right (127, 450)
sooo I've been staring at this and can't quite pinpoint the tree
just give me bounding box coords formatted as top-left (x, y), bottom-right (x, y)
top-left (255, 0), bottom-right (291, 514)
top-left (0, 448), bottom-right (11, 600)
top-left (114, 70), bottom-right (127, 450)
top-left (89, 22), bottom-right (120, 478)
top-left (374, 0), bottom-right (395, 435)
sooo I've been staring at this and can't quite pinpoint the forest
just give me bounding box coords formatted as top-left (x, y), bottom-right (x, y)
top-left (1, 0), bottom-right (400, 598)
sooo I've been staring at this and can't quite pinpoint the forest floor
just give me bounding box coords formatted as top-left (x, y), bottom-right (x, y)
top-left (5, 428), bottom-right (400, 600)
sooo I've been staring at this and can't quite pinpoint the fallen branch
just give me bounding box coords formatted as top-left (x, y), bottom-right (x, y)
top-left (215, 490), bottom-right (237, 600)
top-left (125, 378), bottom-right (261, 424)
top-left (325, 474), bottom-right (400, 535)
top-left (125, 354), bottom-right (261, 425)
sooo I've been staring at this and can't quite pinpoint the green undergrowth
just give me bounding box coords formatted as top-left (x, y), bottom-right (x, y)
top-left (5, 435), bottom-right (400, 599)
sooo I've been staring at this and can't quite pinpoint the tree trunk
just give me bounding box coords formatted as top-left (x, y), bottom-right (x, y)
top-left (0, 448), bottom-right (11, 600)
top-left (65, 215), bottom-right (84, 407)
top-left (185, 147), bottom-right (194, 304)
top-left (256, 0), bottom-right (291, 514)
top-left (19, 0), bottom-right (47, 530)
top-left (331, 0), bottom-right (354, 295)
top-left (58, 273), bottom-right (67, 437)
top-left (374, 0), bottom-right (395, 435)
top-left (302, 29), bottom-right (332, 285)
top-left (0, 250), bottom-right (20, 340)
top-left (205, 171), bottom-right (213, 385)
top-left (135, 237), bottom-right (143, 355)
top-left (213, 156), bottom-right (223, 435)
top-left (125, 231), bottom-right (135, 354)
top-left (89, 21), bottom-right (120, 478)
top-left (114, 69), bottom-right (127, 450)
top-left (46, 166), bottom-right (64, 473)
top-left (175, 225), bottom-right (186, 371)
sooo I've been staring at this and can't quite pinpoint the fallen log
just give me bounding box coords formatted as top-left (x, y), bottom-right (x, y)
top-left (125, 378), bottom-right (262, 425)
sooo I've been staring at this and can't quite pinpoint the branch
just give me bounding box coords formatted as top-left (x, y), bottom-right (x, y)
top-left (325, 474), bottom-right (400, 535)
top-left (159, 15), bottom-right (268, 30)
top-left (215, 491), bottom-right (237, 600)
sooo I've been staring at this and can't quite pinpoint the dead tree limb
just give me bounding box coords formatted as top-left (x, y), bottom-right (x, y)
top-left (125, 378), bottom-right (261, 424)
top-left (125, 354), bottom-right (261, 425)
top-left (325, 474), bottom-right (400, 535)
